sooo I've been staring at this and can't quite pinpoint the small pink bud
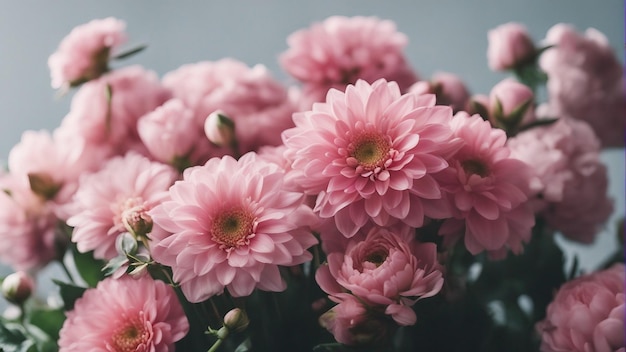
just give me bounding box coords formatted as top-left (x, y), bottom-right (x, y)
top-left (223, 308), bottom-right (249, 333)
top-left (2, 271), bottom-right (34, 305)
top-left (489, 79), bottom-right (535, 130)
top-left (487, 22), bottom-right (536, 71)
top-left (465, 94), bottom-right (490, 120)
top-left (121, 204), bottom-right (153, 240)
top-left (204, 111), bottom-right (236, 148)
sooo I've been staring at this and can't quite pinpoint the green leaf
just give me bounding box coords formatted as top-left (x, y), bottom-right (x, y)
top-left (102, 255), bottom-right (128, 277)
top-left (234, 337), bottom-right (252, 352)
top-left (0, 323), bottom-right (35, 352)
top-left (52, 280), bottom-right (86, 311)
top-left (71, 247), bottom-right (105, 287)
top-left (112, 44), bottom-right (148, 60)
top-left (27, 308), bottom-right (65, 341)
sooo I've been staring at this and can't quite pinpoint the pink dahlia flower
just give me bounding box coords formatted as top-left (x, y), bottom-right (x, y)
top-left (162, 59), bottom-right (296, 154)
top-left (437, 112), bottom-right (534, 257)
top-left (149, 153), bottom-right (318, 302)
top-left (58, 276), bottom-right (189, 352)
top-left (316, 227), bottom-right (443, 326)
top-left (540, 24), bottom-right (625, 148)
top-left (67, 152), bottom-right (178, 260)
top-left (280, 16), bottom-right (418, 107)
top-left (282, 79), bottom-right (462, 237)
top-left (48, 17), bottom-right (127, 89)
top-left (487, 22), bottom-right (536, 71)
top-left (536, 264), bottom-right (625, 352)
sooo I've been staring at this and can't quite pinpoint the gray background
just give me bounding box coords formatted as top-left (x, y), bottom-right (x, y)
top-left (0, 1), bottom-right (623, 305)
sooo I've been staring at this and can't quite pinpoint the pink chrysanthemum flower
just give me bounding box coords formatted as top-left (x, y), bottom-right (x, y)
top-left (437, 112), bottom-right (535, 258)
top-left (282, 79), bottom-right (461, 238)
top-left (48, 17), bottom-right (127, 89)
top-left (280, 16), bottom-right (418, 107)
top-left (58, 276), bottom-right (189, 352)
top-left (67, 153), bottom-right (178, 260)
top-left (149, 153), bottom-right (318, 302)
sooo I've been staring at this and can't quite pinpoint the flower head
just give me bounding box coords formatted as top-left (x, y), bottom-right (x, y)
top-left (2, 271), bottom-right (35, 305)
top-left (487, 22), bottom-right (536, 71)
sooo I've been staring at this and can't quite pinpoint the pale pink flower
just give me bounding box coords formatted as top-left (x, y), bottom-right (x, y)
top-left (149, 153), bottom-right (318, 302)
top-left (282, 79), bottom-right (461, 238)
top-left (280, 16), bottom-right (418, 106)
top-left (489, 78), bottom-right (536, 129)
top-left (59, 65), bottom-right (171, 155)
top-left (162, 59), bottom-right (296, 154)
top-left (437, 112), bottom-right (535, 257)
top-left (1, 271), bottom-right (35, 305)
top-left (537, 264), bottom-right (625, 352)
top-left (48, 17), bottom-right (127, 89)
top-left (409, 72), bottom-right (470, 113)
top-left (67, 153), bottom-right (177, 260)
top-left (487, 22), bottom-right (536, 71)
top-left (58, 276), bottom-right (189, 352)
top-left (316, 227), bottom-right (442, 326)
top-left (540, 24), bottom-right (625, 148)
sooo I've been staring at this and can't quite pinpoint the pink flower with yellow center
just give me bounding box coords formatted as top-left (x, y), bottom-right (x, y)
top-left (149, 152), bottom-right (318, 302)
top-left (282, 79), bottom-right (462, 237)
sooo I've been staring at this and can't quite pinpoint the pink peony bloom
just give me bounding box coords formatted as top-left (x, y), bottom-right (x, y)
top-left (149, 153), bottom-right (318, 302)
top-left (58, 276), bottom-right (189, 352)
top-left (540, 24), bottom-right (625, 148)
top-left (282, 79), bottom-right (462, 238)
top-left (48, 17), bottom-right (127, 89)
top-left (280, 16), bottom-right (418, 106)
top-left (536, 264), bottom-right (625, 352)
top-left (162, 59), bottom-right (296, 154)
top-left (67, 152), bottom-right (178, 260)
top-left (316, 227), bottom-right (443, 326)
top-left (437, 112), bottom-right (535, 258)
top-left (487, 22), bottom-right (536, 71)
top-left (508, 117), bottom-right (613, 243)
top-left (488, 78), bottom-right (536, 129)
top-left (409, 72), bottom-right (470, 113)
top-left (59, 65), bottom-right (171, 156)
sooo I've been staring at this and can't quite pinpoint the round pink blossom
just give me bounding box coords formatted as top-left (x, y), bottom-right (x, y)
top-left (282, 79), bottom-right (462, 238)
top-left (409, 72), bottom-right (470, 113)
top-left (437, 112), bottom-right (535, 257)
top-left (487, 22), bottom-right (536, 71)
top-left (280, 16), bottom-right (418, 106)
top-left (58, 276), bottom-right (189, 352)
top-left (48, 17), bottom-right (127, 89)
top-left (537, 264), bottom-right (625, 352)
top-left (162, 59), bottom-right (296, 154)
top-left (489, 78), bottom-right (536, 129)
top-left (66, 152), bottom-right (178, 260)
top-left (540, 24), bottom-right (625, 148)
top-left (316, 226), bottom-right (443, 326)
top-left (149, 153), bottom-right (318, 302)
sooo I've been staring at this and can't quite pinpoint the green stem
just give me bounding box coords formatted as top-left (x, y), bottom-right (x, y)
top-left (207, 338), bottom-right (223, 352)
top-left (59, 259), bottom-right (76, 284)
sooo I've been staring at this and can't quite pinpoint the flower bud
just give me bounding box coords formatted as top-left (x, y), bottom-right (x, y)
top-left (465, 94), bottom-right (490, 120)
top-left (121, 204), bottom-right (153, 240)
top-left (487, 22), bottom-right (536, 71)
top-left (204, 111), bottom-right (236, 148)
top-left (2, 271), bottom-right (34, 305)
top-left (223, 308), bottom-right (249, 333)
top-left (489, 79), bottom-right (535, 131)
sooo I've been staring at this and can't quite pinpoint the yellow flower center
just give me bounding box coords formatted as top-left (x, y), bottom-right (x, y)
top-left (211, 208), bottom-right (256, 249)
top-left (350, 132), bottom-right (391, 171)
top-left (109, 316), bottom-right (150, 352)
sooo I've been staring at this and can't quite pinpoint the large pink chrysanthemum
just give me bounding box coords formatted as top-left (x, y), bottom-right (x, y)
top-left (149, 153), bottom-right (318, 302)
top-left (437, 112), bottom-right (535, 258)
top-left (67, 152), bottom-right (178, 260)
top-left (282, 79), bottom-right (462, 238)
top-left (58, 276), bottom-right (189, 352)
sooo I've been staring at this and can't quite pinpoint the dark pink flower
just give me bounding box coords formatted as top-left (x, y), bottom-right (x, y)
top-left (58, 276), bottom-right (189, 351)
top-left (487, 22), bottom-right (536, 71)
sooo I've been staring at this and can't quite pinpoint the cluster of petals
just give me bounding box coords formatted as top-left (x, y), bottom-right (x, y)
top-left (539, 23), bottom-right (625, 148)
top-left (508, 116), bottom-right (612, 243)
top-left (486, 22), bottom-right (536, 71)
top-left (409, 72), bottom-right (470, 113)
top-left (48, 17), bottom-right (127, 89)
top-left (149, 153), bottom-right (318, 302)
top-left (162, 59), bottom-right (296, 154)
top-left (280, 16), bottom-right (418, 107)
top-left (437, 112), bottom-right (534, 258)
top-left (67, 152), bottom-right (178, 260)
top-left (58, 276), bottom-right (189, 352)
top-left (282, 79), bottom-right (462, 238)
top-left (316, 226), bottom-right (443, 327)
top-left (536, 264), bottom-right (625, 352)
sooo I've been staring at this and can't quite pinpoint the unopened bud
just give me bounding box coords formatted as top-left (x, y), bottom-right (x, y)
top-left (2, 271), bottom-right (34, 305)
top-left (122, 204), bottom-right (153, 240)
top-left (28, 172), bottom-right (61, 200)
top-left (223, 308), bottom-right (249, 333)
top-left (489, 79), bottom-right (535, 132)
top-left (204, 111), bottom-right (236, 148)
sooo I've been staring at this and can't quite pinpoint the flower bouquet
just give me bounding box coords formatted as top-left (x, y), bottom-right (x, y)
top-left (0, 15), bottom-right (623, 352)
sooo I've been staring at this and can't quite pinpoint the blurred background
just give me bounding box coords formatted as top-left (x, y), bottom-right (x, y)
top-left (0, 0), bottom-right (623, 305)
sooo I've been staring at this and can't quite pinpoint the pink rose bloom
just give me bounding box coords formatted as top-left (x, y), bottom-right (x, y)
top-left (59, 65), bottom-right (171, 155)
top-left (508, 117), bottom-right (613, 243)
top-left (149, 153), bottom-right (318, 302)
top-left (537, 264), bottom-right (625, 352)
top-left (280, 16), bottom-right (418, 106)
top-left (282, 79), bottom-right (462, 238)
top-left (437, 112), bottom-right (535, 258)
top-left (162, 59), bottom-right (296, 154)
top-left (58, 276), bottom-right (189, 352)
top-left (487, 22), bottom-right (536, 71)
top-left (48, 17), bottom-right (127, 89)
top-left (409, 72), bottom-right (470, 113)
top-left (540, 24), bottom-right (625, 148)
top-left (489, 78), bottom-right (536, 129)
top-left (316, 227), bottom-right (443, 326)
top-left (67, 152), bottom-right (178, 260)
